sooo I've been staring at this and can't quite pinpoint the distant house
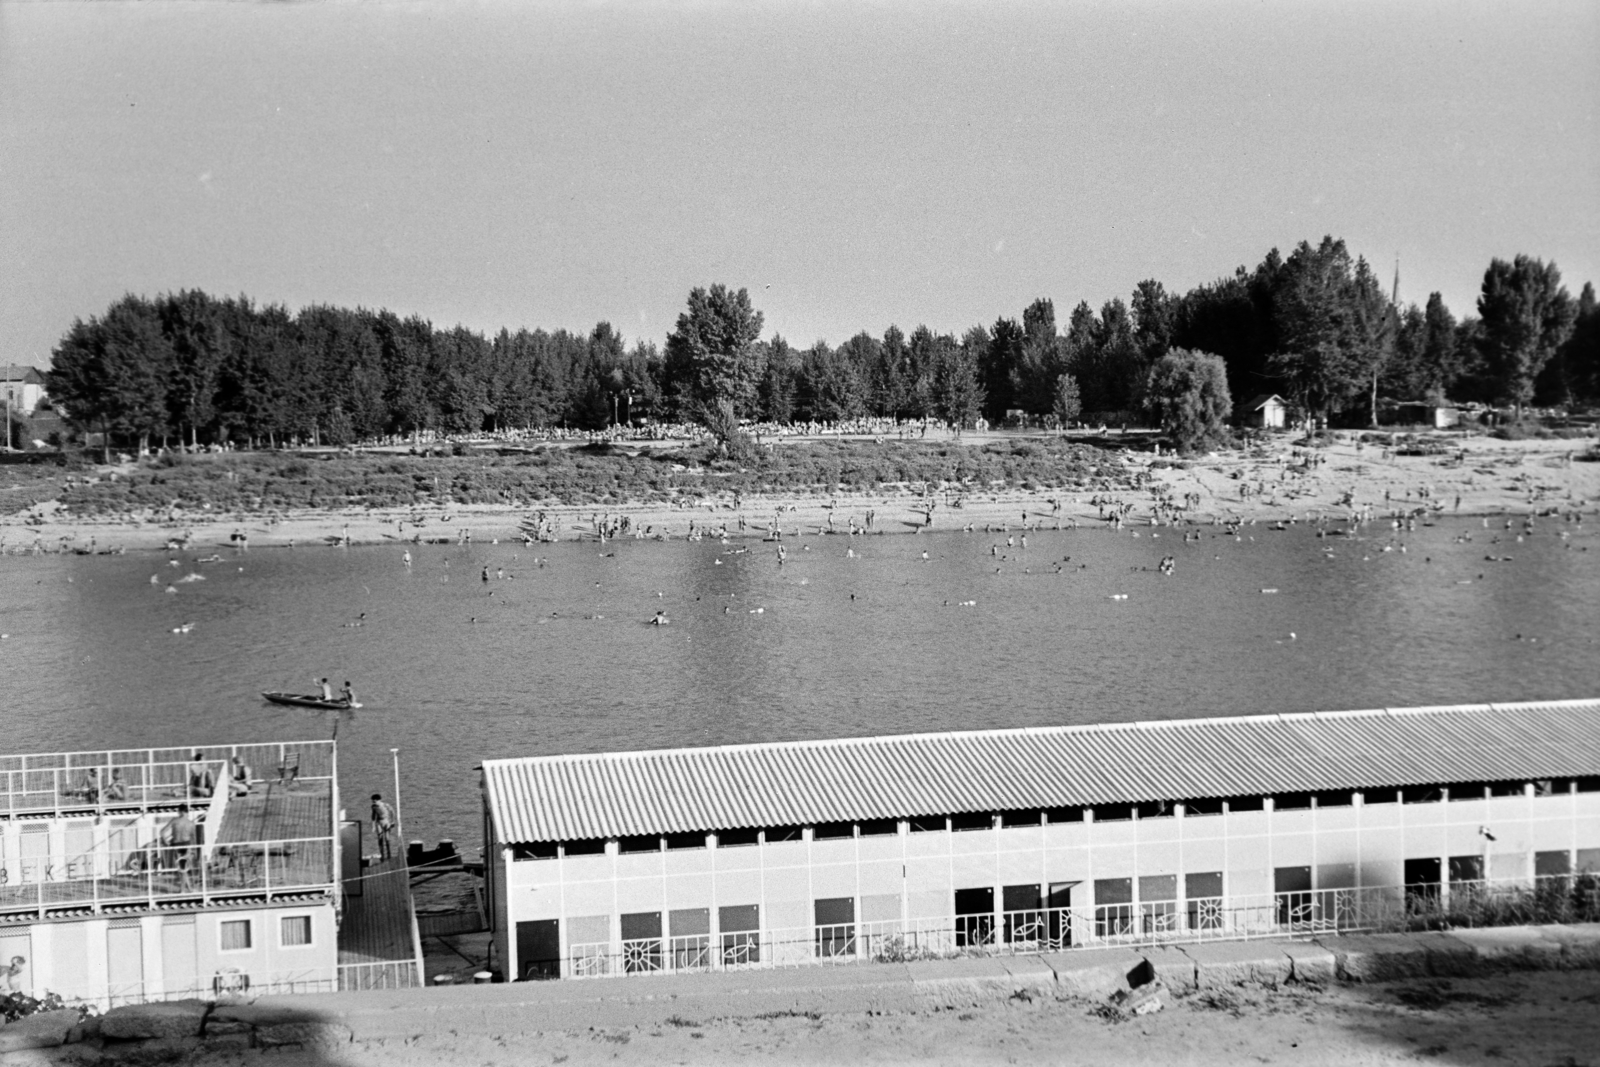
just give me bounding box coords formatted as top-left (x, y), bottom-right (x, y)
top-left (1239, 394), bottom-right (1287, 429)
top-left (1, 365), bottom-right (47, 416)
top-left (1388, 402), bottom-right (1461, 430)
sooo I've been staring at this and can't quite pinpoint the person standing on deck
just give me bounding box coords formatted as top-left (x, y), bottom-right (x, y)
top-left (162, 805), bottom-right (198, 890)
top-left (371, 793), bottom-right (397, 861)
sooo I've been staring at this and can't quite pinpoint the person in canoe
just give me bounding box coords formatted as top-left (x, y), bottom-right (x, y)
top-left (318, 677), bottom-right (333, 702)
top-left (340, 680), bottom-right (356, 706)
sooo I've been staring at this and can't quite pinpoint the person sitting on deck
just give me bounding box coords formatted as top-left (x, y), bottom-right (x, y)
top-left (227, 755), bottom-right (252, 798)
top-left (104, 768), bottom-right (128, 801)
top-left (186, 752), bottom-right (214, 799)
top-left (76, 767), bottom-right (101, 804)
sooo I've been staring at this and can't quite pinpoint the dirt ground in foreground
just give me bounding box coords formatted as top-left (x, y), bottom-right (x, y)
top-left (39, 969), bottom-right (1591, 1067)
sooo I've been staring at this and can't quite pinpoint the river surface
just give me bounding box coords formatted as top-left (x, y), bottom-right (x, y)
top-left (2, 516), bottom-right (1597, 852)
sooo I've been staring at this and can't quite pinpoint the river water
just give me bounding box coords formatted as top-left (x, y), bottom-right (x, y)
top-left (2, 515), bottom-right (1597, 851)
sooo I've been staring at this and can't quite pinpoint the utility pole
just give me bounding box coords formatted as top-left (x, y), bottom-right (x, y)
top-left (390, 748), bottom-right (404, 845)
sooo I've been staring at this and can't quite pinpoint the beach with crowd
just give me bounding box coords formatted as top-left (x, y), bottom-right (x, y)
top-left (3, 425), bottom-right (1595, 557)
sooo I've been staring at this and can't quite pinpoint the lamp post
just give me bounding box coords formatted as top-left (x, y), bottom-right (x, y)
top-left (390, 748), bottom-right (403, 843)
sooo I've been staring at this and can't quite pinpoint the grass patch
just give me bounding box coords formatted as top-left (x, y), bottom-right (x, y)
top-left (5, 439), bottom-right (1132, 518)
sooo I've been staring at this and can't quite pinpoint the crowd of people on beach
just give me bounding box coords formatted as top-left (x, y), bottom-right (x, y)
top-left (344, 416), bottom-right (960, 452)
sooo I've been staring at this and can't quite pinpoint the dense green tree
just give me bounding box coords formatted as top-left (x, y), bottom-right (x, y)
top-left (1477, 255), bottom-right (1578, 412)
top-left (873, 325), bottom-right (912, 418)
top-left (1146, 349), bottom-right (1232, 452)
top-left (799, 340), bottom-right (866, 423)
top-left (1013, 298), bottom-right (1065, 418)
top-left (158, 290), bottom-right (228, 446)
top-left (1131, 279), bottom-right (1176, 363)
top-left (1540, 282), bottom-right (1597, 404)
top-left (1051, 372), bottom-right (1081, 431)
top-left (1266, 237), bottom-right (1392, 422)
top-left (757, 336), bottom-right (799, 423)
top-left (50, 295), bottom-right (174, 458)
top-left (1389, 293), bottom-right (1460, 402)
top-left (905, 325), bottom-right (943, 420)
top-left (663, 284), bottom-right (765, 420)
top-left (1173, 257), bottom-right (1280, 406)
top-left (937, 328), bottom-right (987, 434)
top-left (981, 316), bottom-right (1023, 422)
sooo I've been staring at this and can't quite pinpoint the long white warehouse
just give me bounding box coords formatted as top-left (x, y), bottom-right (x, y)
top-left (479, 699), bottom-right (1600, 981)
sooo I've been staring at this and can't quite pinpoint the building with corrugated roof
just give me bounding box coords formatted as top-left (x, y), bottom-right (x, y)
top-left (480, 699), bottom-right (1600, 981)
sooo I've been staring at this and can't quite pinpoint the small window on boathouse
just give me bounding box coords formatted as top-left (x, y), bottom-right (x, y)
top-left (717, 827), bottom-right (760, 848)
top-left (511, 842), bottom-right (557, 861)
top-left (619, 835), bottom-right (661, 854)
top-left (562, 839), bottom-right (606, 857)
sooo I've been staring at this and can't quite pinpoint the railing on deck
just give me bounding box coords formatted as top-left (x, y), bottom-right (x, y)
top-left (0, 835), bottom-right (337, 918)
top-left (0, 741), bottom-right (335, 819)
top-left (558, 875), bottom-right (1600, 980)
top-left (338, 960), bottom-right (421, 991)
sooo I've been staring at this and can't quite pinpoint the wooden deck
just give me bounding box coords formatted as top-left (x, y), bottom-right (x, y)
top-left (215, 777), bottom-right (331, 844)
top-left (338, 855), bottom-right (420, 966)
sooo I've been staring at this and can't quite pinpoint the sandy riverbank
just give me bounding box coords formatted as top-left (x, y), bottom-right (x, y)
top-left (2, 434), bottom-right (1595, 556)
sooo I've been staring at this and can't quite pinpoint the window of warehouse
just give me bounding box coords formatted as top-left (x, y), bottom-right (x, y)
top-left (720, 905), bottom-right (760, 965)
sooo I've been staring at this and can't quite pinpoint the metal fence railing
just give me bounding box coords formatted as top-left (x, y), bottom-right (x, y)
top-left (338, 960), bottom-right (422, 991)
top-left (0, 835), bottom-right (337, 918)
top-left (556, 875), bottom-right (1600, 980)
top-left (0, 741), bottom-right (335, 819)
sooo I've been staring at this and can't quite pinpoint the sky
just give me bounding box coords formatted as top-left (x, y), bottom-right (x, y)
top-left (1, 0), bottom-right (1596, 368)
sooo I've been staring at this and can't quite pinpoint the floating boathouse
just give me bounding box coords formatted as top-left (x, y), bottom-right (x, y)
top-left (480, 699), bottom-right (1600, 981)
top-left (0, 740), bottom-right (422, 1006)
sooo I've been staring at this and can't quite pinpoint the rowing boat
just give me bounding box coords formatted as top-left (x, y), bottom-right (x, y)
top-left (262, 692), bottom-right (362, 710)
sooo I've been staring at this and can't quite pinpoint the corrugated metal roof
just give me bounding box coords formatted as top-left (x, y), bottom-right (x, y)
top-left (481, 699), bottom-right (1600, 845)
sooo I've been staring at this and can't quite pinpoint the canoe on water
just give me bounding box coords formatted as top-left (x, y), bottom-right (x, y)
top-left (262, 692), bottom-right (362, 710)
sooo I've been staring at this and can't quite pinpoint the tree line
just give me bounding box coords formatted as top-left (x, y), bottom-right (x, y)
top-left (44, 236), bottom-right (1598, 453)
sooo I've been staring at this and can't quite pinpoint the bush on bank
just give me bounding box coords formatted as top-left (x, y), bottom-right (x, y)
top-left (1, 439), bottom-right (1133, 518)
